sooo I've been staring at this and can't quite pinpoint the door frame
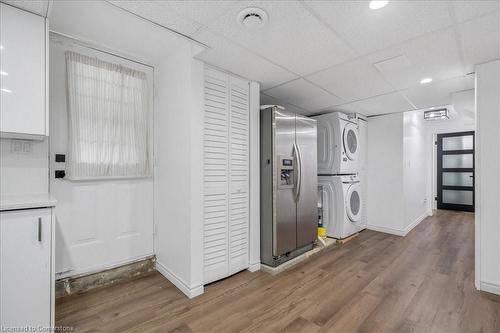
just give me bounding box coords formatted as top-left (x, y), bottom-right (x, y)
top-left (436, 131), bottom-right (475, 212)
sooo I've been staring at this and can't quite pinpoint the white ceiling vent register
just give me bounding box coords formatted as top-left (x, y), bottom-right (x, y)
top-left (237, 7), bottom-right (268, 30)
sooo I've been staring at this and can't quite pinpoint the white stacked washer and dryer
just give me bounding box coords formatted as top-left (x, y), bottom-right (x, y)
top-left (313, 112), bottom-right (367, 239)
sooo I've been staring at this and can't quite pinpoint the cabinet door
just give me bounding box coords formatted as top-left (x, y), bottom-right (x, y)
top-left (0, 209), bottom-right (52, 328)
top-left (0, 3), bottom-right (46, 136)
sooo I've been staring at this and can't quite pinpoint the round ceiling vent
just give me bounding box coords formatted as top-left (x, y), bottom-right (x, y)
top-left (237, 7), bottom-right (268, 30)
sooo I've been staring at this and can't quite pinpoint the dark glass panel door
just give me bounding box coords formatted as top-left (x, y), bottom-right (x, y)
top-left (437, 131), bottom-right (475, 212)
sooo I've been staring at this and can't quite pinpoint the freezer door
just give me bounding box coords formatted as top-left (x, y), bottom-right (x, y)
top-left (295, 115), bottom-right (318, 248)
top-left (273, 108), bottom-right (297, 256)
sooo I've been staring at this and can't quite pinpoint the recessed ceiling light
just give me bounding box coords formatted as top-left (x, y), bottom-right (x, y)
top-left (420, 77), bottom-right (433, 84)
top-left (0, 71), bottom-right (8, 76)
top-left (369, 1), bottom-right (389, 10)
top-left (1, 88), bottom-right (12, 93)
top-left (0, 45), bottom-right (4, 51)
top-left (237, 7), bottom-right (268, 30)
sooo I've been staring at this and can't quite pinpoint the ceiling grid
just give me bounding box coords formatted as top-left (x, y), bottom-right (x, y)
top-left (5, 0), bottom-right (499, 116)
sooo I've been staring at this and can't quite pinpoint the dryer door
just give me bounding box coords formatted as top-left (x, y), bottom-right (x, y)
top-left (346, 183), bottom-right (362, 222)
top-left (343, 123), bottom-right (359, 161)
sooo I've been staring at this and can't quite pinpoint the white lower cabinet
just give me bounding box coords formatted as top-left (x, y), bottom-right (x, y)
top-left (0, 208), bottom-right (54, 329)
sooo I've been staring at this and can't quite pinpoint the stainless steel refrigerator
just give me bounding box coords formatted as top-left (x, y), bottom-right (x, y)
top-left (260, 106), bottom-right (318, 267)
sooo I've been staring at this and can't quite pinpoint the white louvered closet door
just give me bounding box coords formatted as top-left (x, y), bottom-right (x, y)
top-left (203, 67), bottom-right (249, 284)
top-left (203, 68), bottom-right (230, 283)
top-left (228, 76), bottom-right (250, 275)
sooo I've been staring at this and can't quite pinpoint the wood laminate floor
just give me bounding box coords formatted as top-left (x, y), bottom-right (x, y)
top-left (56, 210), bottom-right (500, 332)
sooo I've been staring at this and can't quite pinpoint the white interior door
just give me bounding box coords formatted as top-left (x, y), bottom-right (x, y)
top-left (49, 37), bottom-right (154, 278)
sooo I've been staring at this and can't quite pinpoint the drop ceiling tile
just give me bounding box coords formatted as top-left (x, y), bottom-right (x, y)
top-left (109, 1), bottom-right (201, 36)
top-left (306, 58), bottom-right (394, 102)
top-left (350, 92), bottom-right (414, 116)
top-left (50, 1), bottom-right (186, 64)
top-left (155, 0), bottom-right (235, 26)
top-left (457, 11), bottom-right (500, 67)
top-left (451, 0), bottom-right (500, 23)
top-left (2, 0), bottom-right (48, 16)
top-left (367, 27), bottom-right (465, 90)
top-left (260, 93), bottom-right (309, 115)
top-left (404, 75), bottom-right (474, 110)
top-left (373, 55), bottom-right (413, 73)
top-left (195, 30), bottom-right (298, 90)
top-left (263, 79), bottom-right (344, 112)
top-left (305, 0), bottom-right (453, 54)
top-left (205, 1), bottom-right (356, 76)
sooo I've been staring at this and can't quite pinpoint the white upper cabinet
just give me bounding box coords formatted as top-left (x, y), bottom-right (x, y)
top-left (0, 3), bottom-right (47, 137)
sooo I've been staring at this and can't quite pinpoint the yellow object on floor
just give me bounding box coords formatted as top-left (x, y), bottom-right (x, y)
top-left (318, 227), bottom-right (327, 239)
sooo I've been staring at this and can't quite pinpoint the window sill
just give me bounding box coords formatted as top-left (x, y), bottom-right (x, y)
top-left (64, 175), bottom-right (153, 182)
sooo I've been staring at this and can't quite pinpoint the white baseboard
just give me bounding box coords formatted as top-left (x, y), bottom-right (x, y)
top-left (480, 281), bottom-right (500, 295)
top-left (155, 261), bottom-right (204, 299)
top-left (367, 210), bottom-right (432, 237)
top-left (366, 224), bottom-right (406, 236)
top-left (247, 262), bottom-right (261, 272)
top-left (403, 210), bottom-right (432, 236)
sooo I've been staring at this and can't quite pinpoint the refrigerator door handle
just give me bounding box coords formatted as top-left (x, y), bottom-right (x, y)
top-left (294, 142), bottom-right (302, 200)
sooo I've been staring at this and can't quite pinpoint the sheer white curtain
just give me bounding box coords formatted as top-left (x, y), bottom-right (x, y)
top-left (65, 51), bottom-right (151, 179)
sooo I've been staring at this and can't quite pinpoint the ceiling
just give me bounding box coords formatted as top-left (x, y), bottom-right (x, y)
top-left (4, 0), bottom-right (500, 116)
top-left (2, 0), bottom-right (203, 65)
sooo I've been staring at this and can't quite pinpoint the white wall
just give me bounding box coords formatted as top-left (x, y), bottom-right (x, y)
top-left (248, 82), bottom-right (261, 271)
top-left (367, 111), bottom-right (429, 236)
top-left (475, 59), bottom-right (500, 295)
top-left (403, 111), bottom-right (429, 228)
top-left (154, 44), bottom-right (205, 298)
top-left (367, 113), bottom-right (405, 234)
top-left (49, 37), bottom-right (155, 278)
top-left (358, 118), bottom-right (368, 227)
top-left (0, 139), bottom-right (48, 195)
